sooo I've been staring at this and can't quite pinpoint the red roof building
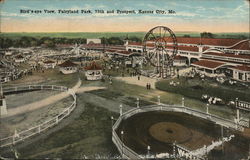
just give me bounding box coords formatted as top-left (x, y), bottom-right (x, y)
top-left (227, 40), bottom-right (250, 51)
top-left (58, 60), bottom-right (77, 67)
top-left (43, 60), bottom-right (55, 64)
top-left (85, 62), bottom-right (102, 70)
top-left (233, 65), bottom-right (250, 72)
top-left (232, 65), bottom-right (250, 82)
top-left (192, 60), bottom-right (225, 69)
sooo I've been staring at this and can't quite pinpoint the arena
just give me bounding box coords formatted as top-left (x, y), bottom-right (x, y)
top-left (117, 111), bottom-right (221, 155)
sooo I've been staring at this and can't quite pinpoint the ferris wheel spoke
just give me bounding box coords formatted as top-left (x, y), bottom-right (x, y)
top-left (162, 29), bottom-right (167, 39)
top-left (149, 32), bottom-right (157, 41)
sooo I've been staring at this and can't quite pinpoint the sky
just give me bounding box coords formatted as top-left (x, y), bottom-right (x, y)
top-left (0, 0), bottom-right (249, 33)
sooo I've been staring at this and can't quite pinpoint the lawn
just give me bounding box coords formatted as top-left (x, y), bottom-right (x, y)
top-left (15, 101), bottom-right (119, 159)
top-left (3, 69), bottom-right (83, 88)
top-left (156, 77), bottom-right (250, 103)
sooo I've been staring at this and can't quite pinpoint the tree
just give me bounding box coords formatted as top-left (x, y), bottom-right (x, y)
top-left (129, 36), bottom-right (142, 42)
top-left (200, 32), bottom-right (215, 38)
top-left (44, 39), bottom-right (55, 48)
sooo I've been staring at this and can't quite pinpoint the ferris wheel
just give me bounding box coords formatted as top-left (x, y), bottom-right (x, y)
top-left (143, 26), bottom-right (178, 78)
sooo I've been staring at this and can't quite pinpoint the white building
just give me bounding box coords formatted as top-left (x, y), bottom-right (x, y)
top-left (5, 50), bottom-right (13, 56)
top-left (191, 60), bottom-right (226, 77)
top-left (43, 60), bottom-right (56, 69)
top-left (232, 65), bottom-right (250, 82)
top-left (173, 55), bottom-right (187, 67)
top-left (84, 62), bottom-right (103, 80)
top-left (87, 39), bottom-right (101, 44)
top-left (58, 60), bottom-right (78, 74)
top-left (14, 55), bottom-right (25, 63)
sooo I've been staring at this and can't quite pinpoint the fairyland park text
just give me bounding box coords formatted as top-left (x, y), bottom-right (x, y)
top-left (20, 9), bottom-right (176, 15)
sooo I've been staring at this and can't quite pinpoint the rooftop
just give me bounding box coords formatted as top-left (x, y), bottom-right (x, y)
top-left (233, 65), bottom-right (250, 72)
top-left (58, 60), bottom-right (77, 67)
top-left (128, 38), bottom-right (244, 47)
top-left (85, 62), bottom-right (102, 70)
top-left (192, 60), bottom-right (225, 69)
top-left (203, 52), bottom-right (250, 60)
top-left (174, 55), bottom-right (186, 60)
top-left (15, 55), bottom-right (24, 59)
top-left (228, 39), bottom-right (250, 51)
top-left (43, 60), bottom-right (55, 64)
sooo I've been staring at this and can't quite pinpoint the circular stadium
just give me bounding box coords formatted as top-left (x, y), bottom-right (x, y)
top-left (117, 111), bottom-right (220, 156)
top-left (112, 104), bottom-right (249, 159)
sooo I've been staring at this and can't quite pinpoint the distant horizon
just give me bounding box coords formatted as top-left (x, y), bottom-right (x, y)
top-left (1, 31), bottom-right (249, 33)
top-left (1, 0), bottom-right (249, 33)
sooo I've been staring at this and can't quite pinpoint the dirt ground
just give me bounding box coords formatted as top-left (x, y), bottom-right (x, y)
top-left (115, 76), bottom-right (158, 89)
top-left (117, 111), bottom-right (249, 159)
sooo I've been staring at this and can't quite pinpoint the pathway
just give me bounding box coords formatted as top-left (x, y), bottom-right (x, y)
top-left (1, 80), bottom-right (105, 118)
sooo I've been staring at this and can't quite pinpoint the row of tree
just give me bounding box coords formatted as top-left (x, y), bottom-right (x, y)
top-left (0, 36), bottom-right (143, 49)
top-left (0, 32), bottom-right (248, 49)
top-left (0, 37), bottom-right (87, 49)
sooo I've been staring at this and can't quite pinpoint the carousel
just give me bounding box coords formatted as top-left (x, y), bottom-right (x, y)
top-left (84, 62), bottom-right (103, 81)
top-left (58, 60), bottom-right (78, 74)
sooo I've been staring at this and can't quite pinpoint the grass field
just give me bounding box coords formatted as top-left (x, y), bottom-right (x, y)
top-left (16, 102), bottom-right (119, 159)
top-left (156, 77), bottom-right (250, 103)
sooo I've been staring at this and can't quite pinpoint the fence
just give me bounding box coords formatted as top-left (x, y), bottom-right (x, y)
top-left (0, 85), bottom-right (76, 148)
top-left (112, 103), bottom-right (247, 159)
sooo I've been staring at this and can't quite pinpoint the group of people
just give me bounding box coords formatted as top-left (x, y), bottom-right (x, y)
top-left (146, 83), bottom-right (151, 90)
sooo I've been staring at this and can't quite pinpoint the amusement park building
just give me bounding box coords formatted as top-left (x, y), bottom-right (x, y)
top-left (58, 60), bottom-right (78, 74)
top-left (125, 38), bottom-right (250, 82)
top-left (43, 60), bottom-right (57, 69)
top-left (84, 61), bottom-right (103, 81)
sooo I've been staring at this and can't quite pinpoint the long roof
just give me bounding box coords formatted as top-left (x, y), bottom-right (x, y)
top-left (228, 40), bottom-right (250, 50)
top-left (192, 60), bottom-right (225, 69)
top-left (203, 52), bottom-right (250, 59)
top-left (129, 38), bottom-right (244, 47)
top-left (43, 60), bottom-right (55, 64)
top-left (233, 65), bottom-right (250, 72)
top-left (174, 55), bottom-right (186, 60)
top-left (175, 37), bottom-right (241, 46)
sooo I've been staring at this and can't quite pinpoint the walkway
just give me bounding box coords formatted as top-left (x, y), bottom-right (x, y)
top-left (2, 80), bottom-right (105, 118)
top-left (115, 76), bottom-right (158, 89)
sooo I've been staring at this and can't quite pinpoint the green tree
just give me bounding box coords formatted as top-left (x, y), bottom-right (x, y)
top-left (44, 39), bottom-right (55, 48)
top-left (200, 32), bottom-right (215, 38)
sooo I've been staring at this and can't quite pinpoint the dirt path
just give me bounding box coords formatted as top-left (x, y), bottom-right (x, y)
top-left (1, 80), bottom-right (105, 118)
top-left (115, 76), bottom-right (158, 89)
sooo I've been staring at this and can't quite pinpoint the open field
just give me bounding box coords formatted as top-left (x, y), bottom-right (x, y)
top-left (156, 77), bottom-right (250, 102)
top-left (5, 90), bottom-right (60, 109)
top-left (3, 69), bottom-right (82, 88)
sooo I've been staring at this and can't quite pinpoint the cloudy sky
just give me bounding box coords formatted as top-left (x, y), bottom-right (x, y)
top-left (0, 0), bottom-right (249, 32)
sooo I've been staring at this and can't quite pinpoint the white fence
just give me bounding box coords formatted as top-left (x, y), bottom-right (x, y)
top-left (112, 104), bottom-right (247, 159)
top-left (0, 85), bottom-right (76, 148)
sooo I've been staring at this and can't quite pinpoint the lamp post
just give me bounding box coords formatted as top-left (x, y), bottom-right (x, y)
top-left (206, 103), bottom-right (209, 115)
top-left (147, 145), bottom-right (151, 158)
top-left (136, 97), bottom-right (140, 108)
top-left (111, 116), bottom-right (114, 128)
top-left (121, 130), bottom-right (124, 159)
top-left (157, 95), bottom-right (161, 105)
top-left (120, 104), bottom-right (123, 116)
top-left (182, 97), bottom-right (185, 107)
